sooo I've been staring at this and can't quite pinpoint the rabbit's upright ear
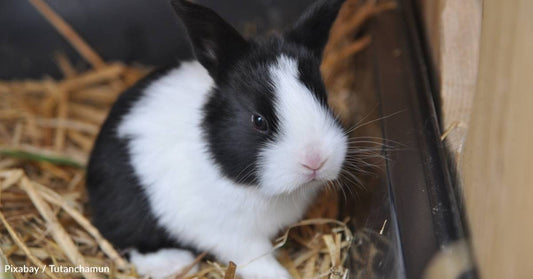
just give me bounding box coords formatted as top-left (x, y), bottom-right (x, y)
top-left (171, 0), bottom-right (249, 80)
top-left (285, 0), bottom-right (345, 58)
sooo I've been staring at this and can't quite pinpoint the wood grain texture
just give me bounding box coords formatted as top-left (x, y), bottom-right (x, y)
top-left (439, 0), bottom-right (481, 165)
top-left (462, 0), bottom-right (533, 277)
top-left (420, 0), bottom-right (482, 167)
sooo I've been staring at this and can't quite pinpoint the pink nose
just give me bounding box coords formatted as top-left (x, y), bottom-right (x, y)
top-left (301, 154), bottom-right (326, 171)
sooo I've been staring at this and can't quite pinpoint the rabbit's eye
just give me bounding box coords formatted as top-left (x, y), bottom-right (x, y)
top-left (251, 114), bottom-right (268, 132)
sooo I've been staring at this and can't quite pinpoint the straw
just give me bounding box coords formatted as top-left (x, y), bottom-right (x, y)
top-left (28, 0), bottom-right (106, 69)
top-left (19, 177), bottom-right (99, 279)
top-left (0, 211), bottom-right (58, 279)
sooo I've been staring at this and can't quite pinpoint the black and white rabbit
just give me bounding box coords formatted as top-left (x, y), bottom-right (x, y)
top-left (87, 0), bottom-right (347, 278)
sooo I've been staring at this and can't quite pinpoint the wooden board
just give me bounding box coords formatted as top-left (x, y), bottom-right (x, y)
top-left (462, 0), bottom-right (533, 278)
top-left (419, 0), bottom-right (482, 169)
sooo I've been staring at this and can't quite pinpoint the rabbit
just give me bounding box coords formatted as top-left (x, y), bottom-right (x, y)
top-left (86, 0), bottom-right (347, 278)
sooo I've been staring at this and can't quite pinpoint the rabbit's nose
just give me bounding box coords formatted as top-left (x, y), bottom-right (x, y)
top-left (301, 153), bottom-right (326, 171)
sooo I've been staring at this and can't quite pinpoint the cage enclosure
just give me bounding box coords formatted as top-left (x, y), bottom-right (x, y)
top-left (0, 0), bottom-right (474, 278)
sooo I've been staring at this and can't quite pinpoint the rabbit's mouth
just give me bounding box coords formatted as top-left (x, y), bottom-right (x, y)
top-left (300, 177), bottom-right (330, 189)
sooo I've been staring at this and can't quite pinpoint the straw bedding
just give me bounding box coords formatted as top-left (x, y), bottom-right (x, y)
top-left (0, 0), bottom-right (393, 278)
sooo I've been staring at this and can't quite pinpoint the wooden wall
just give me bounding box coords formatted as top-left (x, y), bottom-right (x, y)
top-left (462, 0), bottom-right (533, 277)
top-left (419, 0), bottom-right (482, 168)
top-left (421, 0), bottom-right (533, 278)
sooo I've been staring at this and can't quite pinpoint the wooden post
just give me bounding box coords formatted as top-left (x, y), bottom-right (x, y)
top-left (462, 0), bottom-right (533, 278)
top-left (419, 0), bottom-right (482, 167)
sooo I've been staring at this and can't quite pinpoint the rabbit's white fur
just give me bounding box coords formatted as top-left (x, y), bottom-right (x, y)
top-left (129, 248), bottom-right (198, 278)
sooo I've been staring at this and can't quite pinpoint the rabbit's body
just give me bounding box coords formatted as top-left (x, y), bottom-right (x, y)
top-left (87, 1), bottom-right (347, 278)
top-left (90, 60), bottom-right (315, 278)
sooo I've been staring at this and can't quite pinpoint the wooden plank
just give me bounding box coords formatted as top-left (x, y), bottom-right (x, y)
top-left (462, 0), bottom-right (533, 277)
top-left (419, 0), bottom-right (482, 167)
top-left (439, 0), bottom-right (481, 166)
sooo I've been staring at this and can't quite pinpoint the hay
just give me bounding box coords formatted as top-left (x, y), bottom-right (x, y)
top-left (0, 0), bottom-right (392, 278)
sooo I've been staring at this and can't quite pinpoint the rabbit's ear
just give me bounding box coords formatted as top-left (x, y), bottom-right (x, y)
top-left (285, 0), bottom-right (345, 58)
top-left (171, 0), bottom-right (249, 80)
